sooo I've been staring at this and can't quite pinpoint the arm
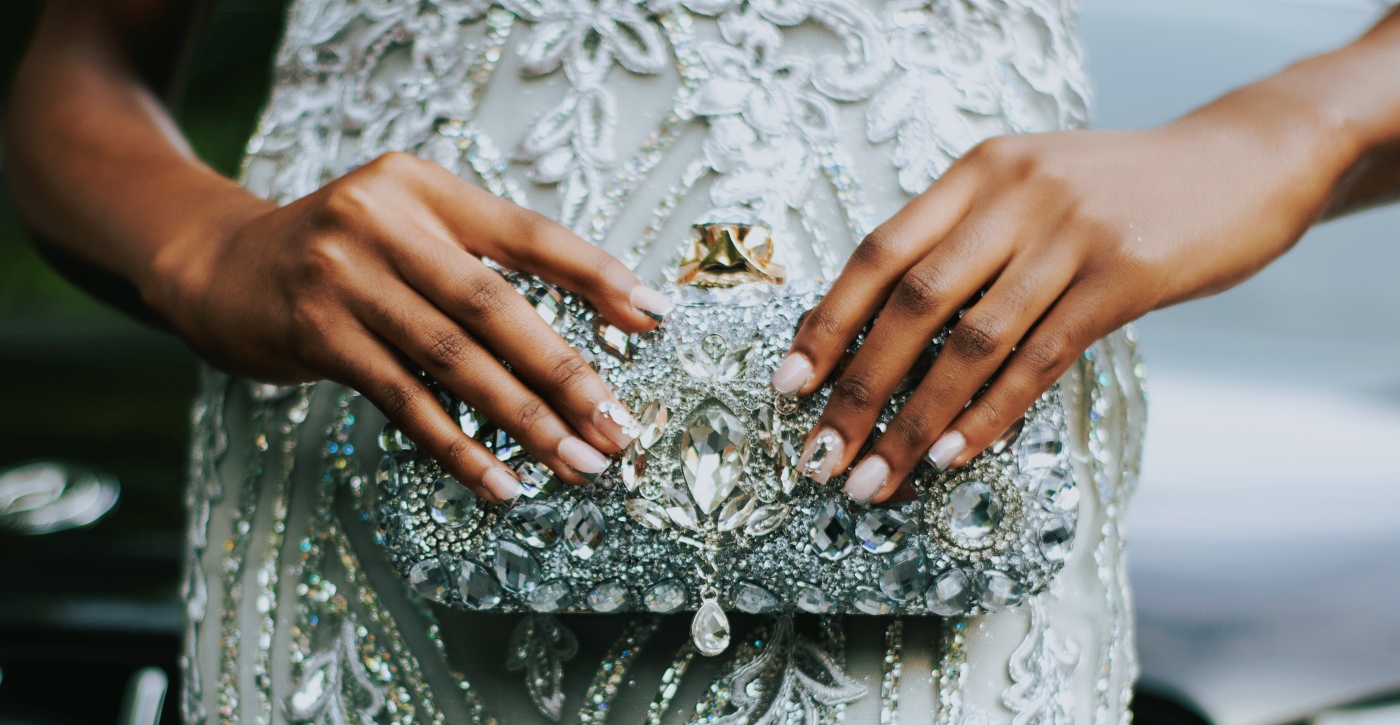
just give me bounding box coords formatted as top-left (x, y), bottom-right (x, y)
top-left (6, 0), bottom-right (678, 503)
top-left (778, 10), bottom-right (1400, 504)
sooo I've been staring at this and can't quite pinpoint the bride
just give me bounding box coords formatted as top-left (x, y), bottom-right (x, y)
top-left (8, 0), bottom-right (1400, 722)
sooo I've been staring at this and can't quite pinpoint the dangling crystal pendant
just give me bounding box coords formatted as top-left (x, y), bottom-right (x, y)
top-left (691, 598), bottom-right (730, 656)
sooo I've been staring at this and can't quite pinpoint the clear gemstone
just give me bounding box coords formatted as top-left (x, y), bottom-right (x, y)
top-left (1035, 468), bottom-right (1079, 513)
top-left (744, 504), bottom-right (789, 537)
top-left (679, 399), bottom-right (749, 514)
top-left (643, 579), bottom-right (687, 613)
top-left (526, 580), bottom-right (573, 612)
top-left (856, 509), bottom-right (914, 554)
top-left (595, 320), bottom-right (636, 359)
top-left (809, 499), bottom-right (855, 560)
top-left (378, 424), bottom-right (414, 452)
top-left (409, 558), bottom-right (451, 602)
top-left (493, 541), bottom-right (541, 593)
top-left (978, 571), bottom-right (1024, 611)
top-left (714, 345), bottom-right (754, 382)
top-left (878, 547), bottom-right (926, 601)
top-left (925, 570), bottom-right (972, 615)
top-left (564, 500), bottom-right (607, 559)
top-left (457, 404), bottom-right (488, 438)
top-left (626, 498), bottom-right (670, 530)
top-left (621, 443), bottom-right (646, 490)
top-left (755, 405), bottom-right (779, 456)
top-left (586, 578), bottom-right (630, 612)
top-left (717, 493), bottom-right (756, 532)
top-left (506, 503), bottom-right (563, 548)
top-left (677, 345), bottom-right (714, 379)
top-left (1017, 424), bottom-right (1063, 473)
top-left (489, 429), bottom-right (525, 462)
top-left (947, 480), bottom-right (1001, 539)
top-left (375, 456), bottom-right (402, 496)
top-left (794, 583), bottom-right (832, 613)
top-left (691, 599), bottom-right (730, 656)
top-left (852, 587), bottom-right (894, 615)
top-left (525, 284), bottom-right (563, 326)
top-left (457, 560), bottom-right (502, 610)
top-left (776, 441), bottom-right (799, 494)
top-left (1039, 517), bottom-right (1075, 562)
top-left (638, 401), bottom-right (668, 449)
top-left (734, 582), bottom-right (780, 613)
top-left (429, 476), bottom-right (477, 527)
top-left (661, 485), bottom-right (701, 530)
top-left (516, 462), bottom-right (560, 498)
top-left (990, 417), bottom-right (1025, 455)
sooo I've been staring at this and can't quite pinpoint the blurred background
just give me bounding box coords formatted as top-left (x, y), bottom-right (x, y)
top-left (0, 0), bottom-right (1397, 724)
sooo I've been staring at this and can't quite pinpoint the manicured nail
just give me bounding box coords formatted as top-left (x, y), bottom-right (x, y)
top-left (558, 436), bottom-right (611, 482)
top-left (926, 432), bottom-right (966, 471)
top-left (630, 286), bottom-right (675, 322)
top-left (797, 429), bottom-right (844, 484)
top-left (771, 354), bottom-right (813, 394)
top-left (596, 400), bottom-right (641, 449)
top-left (483, 467), bottom-right (523, 502)
top-left (844, 456), bottom-right (889, 504)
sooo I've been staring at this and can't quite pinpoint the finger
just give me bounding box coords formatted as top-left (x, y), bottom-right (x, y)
top-left (794, 205), bottom-right (1015, 485)
top-left (843, 251), bottom-right (1079, 504)
top-left (394, 244), bottom-right (640, 453)
top-left (773, 164), bottom-right (979, 396)
top-left (355, 280), bottom-right (614, 487)
top-left (413, 165), bottom-right (673, 332)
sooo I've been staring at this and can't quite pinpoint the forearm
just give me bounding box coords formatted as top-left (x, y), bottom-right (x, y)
top-left (4, 0), bottom-right (268, 311)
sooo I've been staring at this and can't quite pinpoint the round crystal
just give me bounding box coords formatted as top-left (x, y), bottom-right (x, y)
top-left (564, 500), bottom-right (607, 559)
top-left (526, 580), bottom-right (573, 612)
top-left (809, 499), bottom-right (855, 560)
top-left (852, 587), bottom-right (894, 615)
top-left (1017, 424), bottom-right (1063, 473)
top-left (493, 541), bottom-right (541, 593)
top-left (794, 583), bottom-right (832, 613)
top-left (925, 570), bottom-right (971, 615)
top-left (587, 579), bottom-right (630, 612)
top-left (1039, 517), bottom-right (1075, 562)
top-left (429, 476), bottom-right (476, 527)
top-left (457, 560), bottom-right (502, 610)
top-left (734, 582), bottom-right (780, 613)
top-left (375, 455), bottom-right (402, 496)
top-left (506, 503), bottom-right (563, 548)
top-left (409, 558), bottom-right (451, 602)
top-left (643, 580), bottom-right (687, 613)
top-left (978, 570), bottom-right (1024, 611)
top-left (946, 480), bottom-right (1001, 539)
top-left (1035, 468), bottom-right (1079, 513)
top-left (856, 509), bottom-right (914, 554)
top-left (877, 548), bottom-right (926, 602)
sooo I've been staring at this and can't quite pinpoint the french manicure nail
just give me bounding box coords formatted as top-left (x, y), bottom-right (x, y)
top-left (596, 400), bottom-right (641, 449)
top-left (772, 354), bottom-right (813, 394)
top-left (630, 286), bottom-right (675, 322)
top-left (483, 467), bottom-right (523, 502)
top-left (797, 429), bottom-right (844, 484)
top-left (926, 432), bottom-right (966, 471)
top-left (558, 436), bottom-right (611, 482)
top-left (844, 456), bottom-right (889, 504)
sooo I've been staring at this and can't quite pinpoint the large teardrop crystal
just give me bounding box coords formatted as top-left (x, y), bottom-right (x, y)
top-left (691, 598), bottom-right (731, 656)
top-left (679, 399), bottom-right (749, 514)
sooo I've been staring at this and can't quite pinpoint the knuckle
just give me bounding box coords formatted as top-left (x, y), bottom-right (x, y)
top-left (547, 353), bottom-right (591, 392)
top-left (512, 397), bottom-right (550, 431)
top-left (367, 151), bottom-right (421, 177)
top-left (1016, 337), bottom-right (1067, 379)
top-left (833, 371), bottom-right (879, 414)
top-left (889, 268), bottom-right (950, 319)
top-left (319, 180), bottom-right (377, 229)
top-left (461, 277), bottom-right (512, 318)
top-left (424, 328), bottom-right (473, 370)
top-left (799, 305), bottom-right (844, 342)
top-left (377, 379), bottom-right (418, 419)
top-left (947, 315), bottom-right (1005, 364)
top-left (887, 410), bottom-right (931, 452)
top-left (442, 435), bottom-right (479, 468)
top-left (851, 228), bottom-right (900, 268)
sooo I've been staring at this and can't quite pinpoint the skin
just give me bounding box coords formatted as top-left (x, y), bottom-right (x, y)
top-left (7, 2), bottom-right (1400, 506)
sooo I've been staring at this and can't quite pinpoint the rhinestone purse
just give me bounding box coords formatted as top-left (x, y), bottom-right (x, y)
top-left (373, 223), bottom-right (1078, 656)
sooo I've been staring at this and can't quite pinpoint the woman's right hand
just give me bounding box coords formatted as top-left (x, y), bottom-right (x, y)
top-left (146, 152), bottom-right (674, 503)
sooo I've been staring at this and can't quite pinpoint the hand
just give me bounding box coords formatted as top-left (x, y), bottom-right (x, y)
top-left (771, 100), bottom-right (1351, 504)
top-left (148, 152), bottom-right (676, 503)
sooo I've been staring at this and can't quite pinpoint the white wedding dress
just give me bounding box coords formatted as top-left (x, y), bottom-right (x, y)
top-left (179, 0), bottom-right (1148, 723)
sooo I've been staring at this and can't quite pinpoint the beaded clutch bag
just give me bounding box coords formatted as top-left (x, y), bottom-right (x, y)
top-left (372, 223), bottom-right (1078, 656)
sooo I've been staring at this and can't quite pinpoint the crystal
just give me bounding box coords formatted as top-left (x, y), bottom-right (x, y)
top-left (691, 598), bottom-right (731, 656)
top-left (564, 500), bottom-right (607, 559)
top-left (526, 580), bottom-right (573, 612)
top-left (506, 503), bottom-right (563, 548)
top-left (429, 476), bottom-right (477, 527)
top-left (852, 587), bottom-right (894, 615)
top-left (734, 582), bottom-right (780, 613)
top-left (586, 578), bottom-right (630, 612)
top-left (755, 405), bottom-right (779, 456)
top-left (638, 401), bottom-right (668, 449)
top-left (677, 223), bottom-right (786, 287)
top-left (776, 441), bottom-right (799, 494)
top-left (1017, 424), bottom-right (1063, 473)
top-left (701, 334), bottom-right (726, 361)
top-left (925, 569), bottom-right (972, 615)
top-left (679, 399), bottom-right (749, 514)
top-left (626, 498), bottom-right (670, 530)
top-left (662, 486), bottom-right (700, 530)
top-left (621, 443), bottom-right (646, 490)
top-left (644, 579), bottom-right (688, 613)
top-left (379, 424), bottom-right (414, 452)
top-left (595, 320), bottom-right (636, 360)
top-left (717, 493), bottom-right (756, 532)
top-left (744, 504), bottom-right (789, 537)
top-left (375, 456), bottom-right (402, 496)
top-left (1039, 517), bottom-right (1075, 562)
top-left (809, 499), bottom-right (855, 560)
top-left (516, 462), bottom-right (560, 498)
top-left (794, 583), bottom-right (832, 613)
top-left (457, 560), bottom-right (502, 610)
top-left (714, 345), bottom-right (754, 382)
top-left (1035, 467), bottom-right (1079, 513)
top-left (990, 417), bottom-right (1025, 455)
top-left (978, 570), bottom-right (1024, 611)
top-left (489, 428), bottom-right (525, 462)
top-left (525, 283), bottom-right (563, 326)
top-left (409, 558), bottom-right (451, 602)
top-left (878, 547), bottom-right (926, 602)
top-left (457, 404), bottom-right (488, 438)
top-left (493, 541), bottom-right (541, 593)
top-left (678, 345), bottom-right (714, 379)
top-left (947, 480), bottom-right (1001, 539)
top-left (856, 509), bottom-right (914, 554)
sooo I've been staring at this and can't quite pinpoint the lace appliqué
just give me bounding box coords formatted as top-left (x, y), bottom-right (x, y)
top-left (707, 615), bottom-right (867, 725)
top-left (1003, 595), bottom-right (1080, 725)
top-left (506, 615), bottom-right (581, 721)
top-left (289, 617), bottom-right (391, 725)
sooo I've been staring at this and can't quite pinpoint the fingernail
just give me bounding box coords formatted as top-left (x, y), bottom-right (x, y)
top-left (771, 354), bottom-right (813, 394)
top-left (558, 436), bottom-right (611, 482)
top-left (483, 467), bottom-right (523, 502)
top-left (630, 286), bottom-right (675, 322)
top-left (926, 432), bottom-right (966, 471)
top-left (596, 400), bottom-right (640, 449)
top-left (797, 429), bottom-right (844, 484)
top-left (844, 456), bottom-right (889, 504)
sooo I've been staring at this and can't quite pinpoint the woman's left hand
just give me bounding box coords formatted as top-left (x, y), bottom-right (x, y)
top-left (772, 94), bottom-right (1355, 504)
